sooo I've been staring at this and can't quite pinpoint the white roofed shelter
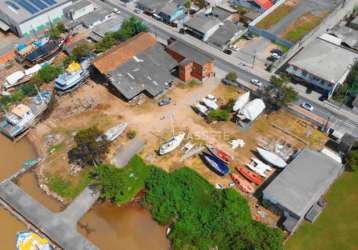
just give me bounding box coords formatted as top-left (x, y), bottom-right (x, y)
top-left (237, 98), bottom-right (265, 121)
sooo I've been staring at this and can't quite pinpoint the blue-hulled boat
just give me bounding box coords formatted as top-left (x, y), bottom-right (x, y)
top-left (202, 152), bottom-right (230, 176)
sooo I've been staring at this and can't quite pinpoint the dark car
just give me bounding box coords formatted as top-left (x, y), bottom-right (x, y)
top-left (158, 97), bottom-right (172, 106)
top-left (270, 48), bottom-right (283, 55)
top-left (223, 49), bottom-right (232, 55)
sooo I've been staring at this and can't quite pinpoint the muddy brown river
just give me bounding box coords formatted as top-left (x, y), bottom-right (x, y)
top-left (0, 135), bottom-right (169, 250)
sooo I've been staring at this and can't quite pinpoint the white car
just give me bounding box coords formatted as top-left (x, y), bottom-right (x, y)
top-left (301, 102), bottom-right (314, 112)
top-left (205, 94), bottom-right (217, 102)
top-left (250, 78), bottom-right (262, 87)
top-left (271, 53), bottom-right (281, 59)
top-left (229, 44), bottom-right (240, 51)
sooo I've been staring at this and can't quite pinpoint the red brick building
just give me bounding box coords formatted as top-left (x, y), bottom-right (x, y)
top-left (166, 40), bottom-right (215, 82)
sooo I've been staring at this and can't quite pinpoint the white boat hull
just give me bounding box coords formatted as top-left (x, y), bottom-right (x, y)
top-left (257, 147), bottom-right (287, 168)
top-left (159, 133), bottom-right (185, 155)
top-left (104, 123), bottom-right (128, 141)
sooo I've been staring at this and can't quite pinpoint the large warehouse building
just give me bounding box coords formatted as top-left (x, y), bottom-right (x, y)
top-left (262, 148), bottom-right (343, 233)
top-left (0, 0), bottom-right (72, 36)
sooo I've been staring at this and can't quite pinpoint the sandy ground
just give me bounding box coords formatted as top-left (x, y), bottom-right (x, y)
top-left (27, 78), bottom-right (328, 226)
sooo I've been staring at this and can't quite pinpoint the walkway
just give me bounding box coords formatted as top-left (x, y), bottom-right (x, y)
top-left (111, 137), bottom-right (144, 167)
top-left (0, 180), bottom-right (99, 250)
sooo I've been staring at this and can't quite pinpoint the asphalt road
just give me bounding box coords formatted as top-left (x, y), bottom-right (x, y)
top-left (96, 0), bottom-right (358, 136)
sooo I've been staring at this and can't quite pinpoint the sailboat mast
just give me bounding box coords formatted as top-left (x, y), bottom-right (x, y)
top-left (34, 85), bottom-right (44, 103)
top-left (170, 113), bottom-right (175, 137)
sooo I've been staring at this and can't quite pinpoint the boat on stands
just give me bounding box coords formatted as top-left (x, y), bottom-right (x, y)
top-left (0, 91), bottom-right (52, 139)
top-left (201, 98), bottom-right (218, 110)
top-left (104, 123), bottom-right (128, 141)
top-left (159, 132), bottom-right (185, 155)
top-left (230, 173), bottom-right (255, 193)
top-left (257, 147), bottom-right (287, 168)
top-left (55, 59), bottom-right (91, 95)
top-left (206, 145), bottom-right (234, 163)
top-left (24, 39), bottom-right (64, 66)
top-left (202, 152), bottom-right (230, 176)
top-left (16, 230), bottom-right (52, 250)
top-left (246, 158), bottom-right (272, 178)
top-left (233, 91), bottom-right (250, 112)
top-left (3, 64), bottom-right (43, 90)
top-left (237, 167), bottom-right (264, 185)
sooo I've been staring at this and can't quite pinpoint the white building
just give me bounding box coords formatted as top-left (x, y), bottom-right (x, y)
top-left (286, 38), bottom-right (358, 97)
top-left (0, 0), bottom-right (72, 37)
top-left (63, 0), bottom-right (94, 20)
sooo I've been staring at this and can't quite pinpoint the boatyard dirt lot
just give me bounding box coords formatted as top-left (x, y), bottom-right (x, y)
top-left (28, 79), bottom-right (328, 225)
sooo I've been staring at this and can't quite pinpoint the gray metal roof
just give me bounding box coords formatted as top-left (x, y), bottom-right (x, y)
top-left (167, 40), bottom-right (214, 65)
top-left (90, 15), bottom-right (124, 41)
top-left (329, 25), bottom-right (358, 49)
top-left (184, 13), bottom-right (221, 34)
top-left (108, 43), bottom-right (177, 100)
top-left (289, 38), bottom-right (358, 84)
top-left (263, 148), bottom-right (342, 218)
top-left (159, 1), bottom-right (181, 16)
top-left (78, 7), bottom-right (110, 28)
top-left (211, 6), bottom-right (232, 21)
top-left (137, 0), bottom-right (167, 11)
top-left (208, 21), bottom-right (239, 48)
top-left (63, 0), bottom-right (92, 14)
top-left (0, 0), bottom-right (71, 24)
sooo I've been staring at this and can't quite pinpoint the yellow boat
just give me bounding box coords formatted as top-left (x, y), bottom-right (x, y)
top-left (16, 231), bottom-right (52, 250)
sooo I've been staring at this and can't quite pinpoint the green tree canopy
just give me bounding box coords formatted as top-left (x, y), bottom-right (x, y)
top-left (68, 126), bottom-right (109, 167)
top-left (226, 72), bottom-right (237, 82)
top-left (208, 109), bottom-right (230, 122)
top-left (346, 149), bottom-right (358, 171)
top-left (37, 65), bottom-right (62, 83)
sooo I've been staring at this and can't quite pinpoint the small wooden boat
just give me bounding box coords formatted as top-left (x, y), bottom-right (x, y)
top-left (237, 167), bottom-right (264, 185)
top-left (207, 145), bottom-right (234, 163)
top-left (230, 173), bottom-right (255, 193)
top-left (202, 152), bottom-right (230, 176)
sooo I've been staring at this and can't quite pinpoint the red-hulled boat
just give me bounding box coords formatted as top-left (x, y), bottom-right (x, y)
top-left (237, 167), bottom-right (264, 186)
top-left (230, 173), bottom-right (255, 194)
top-left (207, 145), bottom-right (234, 163)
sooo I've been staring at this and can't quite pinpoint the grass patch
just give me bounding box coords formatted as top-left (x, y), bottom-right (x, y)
top-left (282, 12), bottom-right (326, 43)
top-left (256, 4), bottom-right (294, 30)
top-left (286, 170), bottom-right (358, 250)
top-left (47, 170), bottom-right (91, 200)
top-left (90, 155), bottom-right (151, 204)
top-left (47, 143), bottom-right (65, 154)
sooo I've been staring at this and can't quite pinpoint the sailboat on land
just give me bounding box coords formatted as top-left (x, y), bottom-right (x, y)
top-left (159, 114), bottom-right (185, 155)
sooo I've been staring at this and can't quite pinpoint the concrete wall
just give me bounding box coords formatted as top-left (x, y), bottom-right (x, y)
top-left (249, 25), bottom-right (294, 48)
top-left (18, 2), bottom-right (73, 37)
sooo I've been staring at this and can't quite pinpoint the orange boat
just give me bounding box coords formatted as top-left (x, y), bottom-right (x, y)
top-left (207, 145), bottom-right (234, 163)
top-left (230, 173), bottom-right (255, 194)
top-left (237, 167), bottom-right (264, 185)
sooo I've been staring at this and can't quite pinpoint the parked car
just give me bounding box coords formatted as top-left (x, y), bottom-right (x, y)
top-left (267, 56), bottom-right (278, 62)
top-left (229, 44), bottom-right (240, 51)
top-left (271, 53), bottom-right (281, 59)
top-left (158, 97), bottom-right (172, 106)
top-left (223, 49), bottom-right (232, 55)
top-left (134, 9), bottom-right (143, 14)
top-left (250, 78), bottom-right (262, 87)
top-left (215, 183), bottom-right (225, 189)
top-left (271, 48), bottom-right (283, 55)
top-left (205, 94), bottom-right (217, 102)
top-left (301, 102), bottom-right (314, 111)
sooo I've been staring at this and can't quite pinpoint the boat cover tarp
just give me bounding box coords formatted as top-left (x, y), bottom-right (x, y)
top-left (6, 71), bottom-right (25, 85)
top-left (233, 91), bottom-right (250, 112)
top-left (24, 64), bottom-right (41, 76)
top-left (238, 98), bottom-right (265, 121)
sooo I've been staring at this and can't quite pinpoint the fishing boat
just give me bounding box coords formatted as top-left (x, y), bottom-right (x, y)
top-left (22, 157), bottom-right (42, 171)
top-left (202, 152), bottom-right (230, 176)
top-left (16, 230), bottom-right (52, 250)
top-left (246, 158), bottom-right (272, 178)
top-left (55, 59), bottom-right (91, 95)
top-left (24, 39), bottom-right (64, 66)
top-left (3, 64), bottom-right (43, 90)
top-left (104, 123), bottom-right (128, 141)
top-left (230, 173), bottom-right (255, 193)
top-left (206, 145), bottom-right (234, 163)
top-left (159, 132), bottom-right (185, 155)
top-left (0, 91), bottom-right (52, 139)
top-left (257, 147), bottom-right (287, 168)
top-left (237, 167), bottom-right (264, 185)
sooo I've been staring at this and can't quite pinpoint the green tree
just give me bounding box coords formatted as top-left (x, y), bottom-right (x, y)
top-left (72, 42), bottom-right (92, 60)
top-left (37, 65), bottom-right (62, 83)
top-left (127, 129), bottom-right (137, 139)
top-left (221, 98), bottom-right (236, 112)
top-left (49, 22), bottom-right (65, 39)
top-left (208, 109), bottom-right (230, 122)
top-left (121, 16), bottom-right (148, 37)
top-left (346, 150), bottom-right (358, 171)
top-left (68, 126), bottom-right (109, 167)
top-left (95, 33), bottom-right (115, 53)
top-left (225, 72), bottom-right (237, 82)
top-left (184, 0), bottom-right (192, 13)
top-left (264, 75), bottom-right (298, 110)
